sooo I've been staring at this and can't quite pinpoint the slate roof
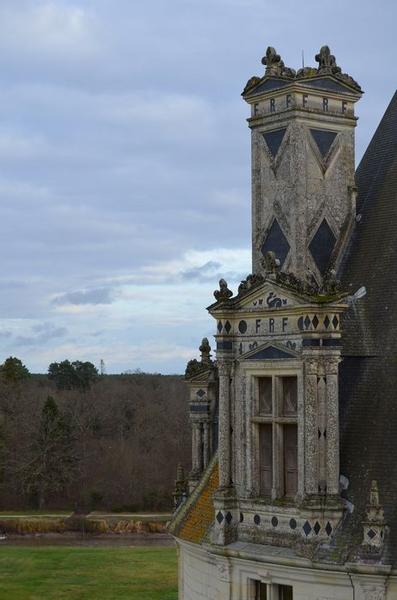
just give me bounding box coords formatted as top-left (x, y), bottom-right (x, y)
top-left (339, 90), bottom-right (397, 565)
top-left (168, 455), bottom-right (219, 544)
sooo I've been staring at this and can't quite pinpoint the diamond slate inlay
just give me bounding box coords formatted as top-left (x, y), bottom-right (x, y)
top-left (217, 321), bottom-right (223, 333)
top-left (309, 219), bottom-right (336, 274)
top-left (263, 128), bottom-right (286, 158)
top-left (368, 528), bottom-right (377, 539)
top-left (224, 321), bottom-right (232, 334)
top-left (332, 315), bottom-right (339, 329)
top-left (324, 315), bottom-right (331, 329)
top-left (197, 389), bottom-right (206, 398)
top-left (216, 511), bottom-right (224, 524)
top-left (303, 521), bottom-right (312, 536)
top-left (312, 315), bottom-right (319, 329)
top-left (314, 521), bottom-right (321, 535)
top-left (325, 522), bottom-right (333, 536)
top-left (225, 512), bottom-right (233, 525)
top-left (310, 129), bottom-right (337, 158)
top-left (261, 219), bottom-right (290, 267)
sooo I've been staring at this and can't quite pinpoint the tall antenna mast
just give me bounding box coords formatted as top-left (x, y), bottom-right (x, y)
top-left (302, 49), bottom-right (305, 68)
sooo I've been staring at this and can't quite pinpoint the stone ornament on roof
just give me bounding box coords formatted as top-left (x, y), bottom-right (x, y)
top-left (243, 44), bottom-right (362, 95)
top-left (199, 337), bottom-right (212, 366)
top-left (315, 45), bottom-right (342, 75)
top-left (262, 250), bottom-right (280, 275)
top-left (360, 480), bottom-right (387, 556)
top-left (185, 338), bottom-right (214, 379)
top-left (213, 279), bottom-right (233, 302)
top-left (261, 46), bottom-right (296, 78)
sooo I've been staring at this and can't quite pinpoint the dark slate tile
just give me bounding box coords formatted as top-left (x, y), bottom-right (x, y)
top-left (309, 219), bottom-right (336, 274)
top-left (261, 218), bottom-right (290, 267)
top-left (263, 128), bottom-right (286, 158)
top-left (310, 129), bottom-right (337, 157)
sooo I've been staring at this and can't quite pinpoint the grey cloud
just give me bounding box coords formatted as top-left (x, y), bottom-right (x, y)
top-left (52, 287), bottom-right (115, 306)
top-left (14, 323), bottom-right (68, 347)
top-left (0, 0), bottom-right (395, 371)
top-left (181, 261), bottom-right (222, 281)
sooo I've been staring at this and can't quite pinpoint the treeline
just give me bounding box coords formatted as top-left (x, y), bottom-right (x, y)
top-left (0, 358), bottom-right (191, 512)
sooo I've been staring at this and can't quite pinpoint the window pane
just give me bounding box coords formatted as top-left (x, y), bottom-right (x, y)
top-left (259, 424), bottom-right (272, 495)
top-left (282, 377), bottom-right (297, 416)
top-left (254, 581), bottom-right (267, 600)
top-left (258, 377), bottom-right (272, 414)
top-left (284, 425), bottom-right (297, 496)
top-left (279, 584), bottom-right (293, 600)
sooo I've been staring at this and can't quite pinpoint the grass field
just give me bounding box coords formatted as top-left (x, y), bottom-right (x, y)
top-left (0, 545), bottom-right (178, 599)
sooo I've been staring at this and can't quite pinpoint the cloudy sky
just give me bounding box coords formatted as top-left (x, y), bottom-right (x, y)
top-left (0, 0), bottom-right (396, 374)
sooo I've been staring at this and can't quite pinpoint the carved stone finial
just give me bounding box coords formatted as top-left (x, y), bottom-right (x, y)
top-left (361, 479), bottom-right (386, 552)
top-left (262, 46), bottom-right (284, 76)
top-left (176, 463), bottom-right (185, 483)
top-left (262, 251), bottom-right (280, 275)
top-left (173, 464), bottom-right (188, 509)
top-left (214, 279), bottom-right (233, 302)
top-left (261, 46), bottom-right (295, 78)
top-left (315, 45), bottom-right (341, 75)
top-left (322, 268), bottom-right (341, 294)
top-left (199, 337), bottom-right (211, 365)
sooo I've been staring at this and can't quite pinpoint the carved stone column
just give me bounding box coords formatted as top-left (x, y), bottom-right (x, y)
top-left (203, 421), bottom-right (210, 469)
top-left (303, 356), bottom-right (319, 495)
top-left (192, 422), bottom-right (201, 474)
top-left (218, 361), bottom-right (232, 489)
top-left (325, 356), bottom-right (340, 495)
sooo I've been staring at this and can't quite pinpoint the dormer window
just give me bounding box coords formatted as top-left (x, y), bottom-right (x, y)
top-left (253, 375), bottom-right (298, 499)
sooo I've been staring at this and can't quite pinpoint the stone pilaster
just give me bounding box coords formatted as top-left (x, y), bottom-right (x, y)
top-left (325, 355), bottom-right (340, 495)
top-left (218, 361), bottom-right (232, 489)
top-left (212, 360), bottom-right (239, 546)
top-left (203, 421), bottom-right (210, 469)
top-left (303, 356), bottom-right (319, 495)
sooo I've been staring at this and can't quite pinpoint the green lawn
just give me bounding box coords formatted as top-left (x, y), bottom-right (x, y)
top-left (0, 546), bottom-right (178, 599)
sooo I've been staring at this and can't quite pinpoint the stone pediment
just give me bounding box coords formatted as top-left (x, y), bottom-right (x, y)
top-left (241, 341), bottom-right (298, 361)
top-left (209, 271), bottom-right (347, 317)
top-left (231, 279), bottom-right (310, 313)
top-left (298, 75), bottom-right (360, 95)
top-left (243, 73), bottom-right (361, 101)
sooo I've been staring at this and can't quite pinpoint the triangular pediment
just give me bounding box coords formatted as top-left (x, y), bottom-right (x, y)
top-left (242, 341), bottom-right (298, 361)
top-left (233, 279), bottom-right (309, 312)
top-left (245, 77), bottom-right (292, 97)
top-left (299, 75), bottom-right (360, 95)
top-left (244, 74), bottom-right (361, 100)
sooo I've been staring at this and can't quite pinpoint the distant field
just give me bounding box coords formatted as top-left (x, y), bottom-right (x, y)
top-left (0, 511), bottom-right (171, 523)
top-left (0, 545), bottom-right (177, 599)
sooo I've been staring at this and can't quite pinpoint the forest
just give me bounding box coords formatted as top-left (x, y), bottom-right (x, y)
top-left (0, 358), bottom-right (191, 512)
